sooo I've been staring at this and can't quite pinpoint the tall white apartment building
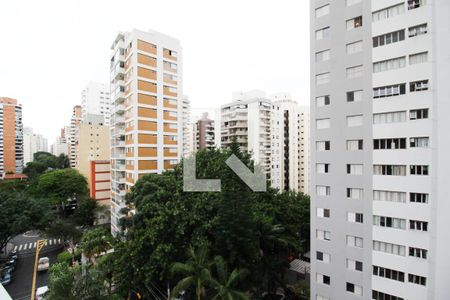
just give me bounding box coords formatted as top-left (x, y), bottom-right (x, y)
top-left (81, 81), bottom-right (111, 125)
top-left (220, 90), bottom-right (283, 190)
top-left (182, 96), bottom-right (193, 157)
top-left (69, 105), bottom-right (82, 168)
top-left (310, 1), bottom-right (450, 299)
top-left (110, 29), bottom-right (183, 234)
top-left (272, 94), bottom-right (310, 194)
top-left (23, 127), bottom-right (48, 164)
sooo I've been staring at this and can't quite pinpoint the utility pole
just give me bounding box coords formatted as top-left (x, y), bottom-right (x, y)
top-left (30, 239), bottom-right (46, 300)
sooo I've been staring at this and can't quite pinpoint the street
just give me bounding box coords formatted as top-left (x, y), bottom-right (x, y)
top-left (4, 232), bottom-right (63, 300)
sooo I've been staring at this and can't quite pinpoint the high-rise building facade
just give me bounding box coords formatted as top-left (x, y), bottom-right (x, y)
top-left (110, 29), bottom-right (183, 234)
top-left (182, 96), bottom-right (193, 157)
top-left (0, 97), bottom-right (23, 175)
top-left (194, 112), bottom-right (215, 151)
top-left (272, 94), bottom-right (310, 194)
top-left (220, 90), bottom-right (283, 189)
top-left (23, 127), bottom-right (48, 164)
top-left (310, 1), bottom-right (450, 299)
top-left (69, 105), bottom-right (82, 168)
top-left (81, 81), bottom-right (111, 125)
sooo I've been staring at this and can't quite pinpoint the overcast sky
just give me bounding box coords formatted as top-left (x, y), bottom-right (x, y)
top-left (0, 0), bottom-right (310, 143)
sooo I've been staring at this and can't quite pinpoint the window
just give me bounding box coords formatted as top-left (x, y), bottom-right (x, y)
top-left (316, 27), bottom-right (330, 40)
top-left (410, 52), bottom-right (428, 65)
top-left (316, 118), bottom-right (330, 129)
top-left (347, 139), bottom-right (363, 150)
top-left (373, 56), bottom-right (406, 73)
top-left (408, 0), bottom-right (426, 10)
top-left (410, 192), bottom-right (429, 203)
top-left (373, 29), bottom-right (405, 48)
top-left (372, 290), bottom-right (404, 300)
top-left (346, 16), bottom-right (363, 30)
top-left (347, 164), bottom-right (363, 175)
top-left (373, 83), bottom-right (406, 99)
top-left (347, 235), bottom-right (363, 248)
top-left (373, 265), bottom-right (405, 282)
top-left (410, 137), bottom-right (429, 148)
top-left (408, 274), bottom-right (427, 286)
top-left (317, 208), bottom-right (330, 218)
top-left (410, 80), bottom-right (429, 92)
top-left (373, 111), bottom-right (406, 124)
top-left (316, 273), bottom-right (330, 285)
top-left (316, 163), bottom-right (330, 174)
top-left (409, 247), bottom-right (428, 259)
top-left (410, 108), bottom-right (429, 120)
top-left (347, 90), bottom-right (363, 102)
top-left (409, 23), bottom-right (428, 37)
top-left (316, 95), bottom-right (330, 107)
top-left (346, 0), bottom-right (361, 6)
top-left (316, 141), bottom-right (331, 151)
top-left (315, 4), bottom-right (330, 18)
top-left (347, 212), bottom-right (363, 223)
top-left (347, 259), bottom-right (363, 271)
top-left (373, 240), bottom-right (406, 256)
top-left (373, 190), bottom-right (406, 203)
top-left (317, 230), bottom-right (331, 241)
top-left (316, 185), bottom-right (331, 196)
top-left (373, 215), bottom-right (406, 229)
top-left (346, 65), bottom-right (363, 79)
top-left (316, 73), bottom-right (330, 85)
top-left (347, 188), bottom-right (363, 200)
top-left (410, 220), bottom-right (428, 231)
top-left (315, 49), bottom-right (331, 62)
top-left (373, 138), bottom-right (407, 150)
top-left (372, 3), bottom-right (404, 22)
top-left (410, 165), bottom-right (429, 175)
top-left (373, 165), bottom-right (406, 176)
top-left (316, 251), bottom-right (331, 263)
top-left (347, 115), bottom-right (363, 127)
top-left (346, 282), bottom-right (362, 296)
top-left (346, 40), bottom-right (363, 54)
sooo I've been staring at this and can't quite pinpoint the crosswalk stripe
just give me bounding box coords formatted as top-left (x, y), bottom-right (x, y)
top-left (49, 240), bottom-right (52, 245)
top-left (18, 245), bottom-right (22, 251)
top-left (23, 244), bottom-right (28, 250)
top-left (44, 241), bottom-right (48, 246)
top-left (34, 242), bottom-right (37, 248)
top-left (13, 246), bottom-right (17, 251)
top-left (29, 243), bottom-right (33, 249)
top-left (58, 239), bottom-right (61, 243)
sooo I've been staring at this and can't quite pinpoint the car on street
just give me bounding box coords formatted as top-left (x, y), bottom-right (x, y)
top-left (0, 269), bottom-right (12, 286)
top-left (37, 257), bottom-right (50, 272)
top-left (36, 286), bottom-right (49, 300)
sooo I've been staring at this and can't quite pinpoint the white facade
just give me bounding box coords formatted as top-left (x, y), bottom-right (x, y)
top-left (182, 96), bottom-right (193, 157)
top-left (272, 94), bottom-right (310, 194)
top-left (81, 81), bottom-right (111, 125)
top-left (311, 1), bottom-right (450, 299)
top-left (110, 29), bottom-right (183, 235)
top-left (23, 127), bottom-right (48, 164)
top-left (51, 137), bottom-right (69, 156)
top-left (220, 90), bottom-right (283, 190)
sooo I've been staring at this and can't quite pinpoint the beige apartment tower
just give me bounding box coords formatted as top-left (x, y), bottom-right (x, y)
top-left (110, 29), bottom-right (183, 234)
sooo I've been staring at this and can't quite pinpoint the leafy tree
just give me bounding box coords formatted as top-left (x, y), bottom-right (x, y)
top-left (47, 262), bottom-right (76, 300)
top-left (171, 244), bottom-right (212, 300)
top-left (72, 197), bottom-right (102, 227)
top-left (0, 191), bottom-right (50, 252)
top-left (80, 228), bottom-right (113, 263)
top-left (34, 168), bottom-right (88, 217)
top-left (46, 220), bottom-right (82, 249)
top-left (24, 152), bottom-right (70, 180)
top-left (209, 256), bottom-right (249, 300)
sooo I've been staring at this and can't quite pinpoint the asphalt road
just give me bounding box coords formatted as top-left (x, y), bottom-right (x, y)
top-left (4, 233), bottom-right (63, 300)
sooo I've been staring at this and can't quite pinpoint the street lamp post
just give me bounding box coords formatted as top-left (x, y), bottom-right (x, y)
top-left (30, 239), bottom-right (46, 300)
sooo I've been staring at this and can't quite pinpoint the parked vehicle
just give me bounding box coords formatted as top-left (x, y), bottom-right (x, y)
top-left (36, 286), bottom-right (49, 300)
top-left (37, 257), bottom-right (50, 272)
top-left (0, 269), bottom-right (12, 286)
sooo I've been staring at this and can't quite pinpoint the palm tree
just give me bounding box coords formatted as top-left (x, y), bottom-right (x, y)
top-left (170, 244), bottom-right (212, 300)
top-left (209, 256), bottom-right (250, 300)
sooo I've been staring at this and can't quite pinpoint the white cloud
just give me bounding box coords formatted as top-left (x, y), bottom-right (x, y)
top-left (0, 0), bottom-right (310, 141)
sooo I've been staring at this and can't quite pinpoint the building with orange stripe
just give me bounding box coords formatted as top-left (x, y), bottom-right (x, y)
top-left (0, 97), bottom-right (23, 176)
